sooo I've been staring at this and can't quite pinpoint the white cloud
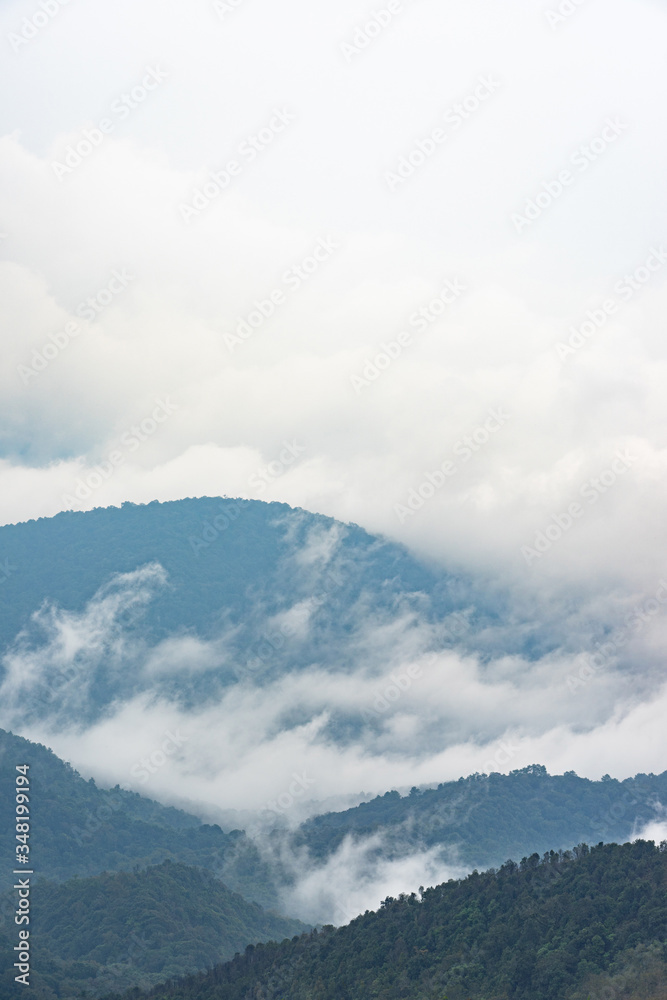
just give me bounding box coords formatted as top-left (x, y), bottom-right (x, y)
top-left (1, 0), bottom-right (667, 905)
top-left (3, 565), bottom-right (664, 815)
top-left (634, 818), bottom-right (667, 845)
top-left (1, 557), bottom-right (664, 921)
top-left (0, 563), bottom-right (166, 727)
top-left (278, 833), bottom-right (465, 925)
top-left (0, 3), bottom-right (665, 606)
top-left (143, 633), bottom-right (239, 677)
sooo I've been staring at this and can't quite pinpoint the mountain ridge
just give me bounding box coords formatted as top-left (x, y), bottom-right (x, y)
top-left (0, 859), bottom-right (309, 998)
top-left (98, 840), bottom-right (667, 1000)
top-left (0, 728), bottom-right (279, 909)
top-left (289, 763), bottom-right (667, 871)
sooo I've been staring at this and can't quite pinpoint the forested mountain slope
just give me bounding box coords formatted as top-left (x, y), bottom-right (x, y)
top-left (0, 861), bottom-right (308, 999)
top-left (105, 840), bottom-right (667, 1000)
top-left (0, 497), bottom-right (476, 657)
top-left (0, 729), bottom-right (276, 907)
top-left (290, 764), bottom-right (667, 871)
top-left (0, 499), bottom-right (500, 738)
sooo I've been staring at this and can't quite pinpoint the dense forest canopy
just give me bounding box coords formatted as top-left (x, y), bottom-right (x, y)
top-left (0, 861), bottom-right (307, 999)
top-left (104, 840), bottom-right (667, 1000)
top-left (0, 728), bottom-right (278, 908)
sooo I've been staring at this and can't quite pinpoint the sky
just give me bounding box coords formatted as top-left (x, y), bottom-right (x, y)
top-left (1, 0), bottom-right (667, 919)
top-left (1, 0), bottom-right (666, 594)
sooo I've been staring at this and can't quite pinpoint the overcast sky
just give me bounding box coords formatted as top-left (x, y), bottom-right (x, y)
top-left (2, 0), bottom-right (667, 805)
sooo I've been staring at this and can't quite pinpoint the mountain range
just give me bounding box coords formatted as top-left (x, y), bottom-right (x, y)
top-left (98, 841), bottom-right (667, 1000)
top-left (0, 499), bottom-right (665, 998)
top-left (1, 727), bottom-right (665, 997)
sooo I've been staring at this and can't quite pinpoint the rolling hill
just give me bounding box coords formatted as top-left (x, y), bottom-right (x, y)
top-left (0, 728), bottom-right (278, 909)
top-left (289, 764), bottom-right (667, 872)
top-left (0, 861), bottom-right (308, 998)
top-left (99, 840), bottom-right (667, 1000)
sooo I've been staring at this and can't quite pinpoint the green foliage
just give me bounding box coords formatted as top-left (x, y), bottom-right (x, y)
top-left (103, 840), bottom-right (667, 1000)
top-left (0, 498), bottom-right (482, 734)
top-left (0, 728), bottom-right (277, 909)
top-left (0, 861), bottom-right (308, 999)
top-left (569, 942), bottom-right (667, 1000)
top-left (0, 498), bottom-right (460, 654)
top-left (292, 765), bottom-right (667, 872)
